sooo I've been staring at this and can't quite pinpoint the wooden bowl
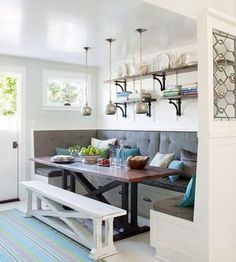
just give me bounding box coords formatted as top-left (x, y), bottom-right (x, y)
top-left (127, 156), bottom-right (149, 170)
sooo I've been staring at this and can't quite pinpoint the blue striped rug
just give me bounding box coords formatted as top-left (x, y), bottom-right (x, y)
top-left (0, 209), bottom-right (106, 262)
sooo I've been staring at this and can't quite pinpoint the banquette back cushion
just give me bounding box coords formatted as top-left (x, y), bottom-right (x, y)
top-left (96, 130), bottom-right (198, 161)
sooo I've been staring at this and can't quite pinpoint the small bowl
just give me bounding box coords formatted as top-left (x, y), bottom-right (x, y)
top-left (127, 156), bottom-right (149, 170)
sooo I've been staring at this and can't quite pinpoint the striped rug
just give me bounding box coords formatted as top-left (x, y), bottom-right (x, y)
top-left (0, 209), bottom-right (106, 262)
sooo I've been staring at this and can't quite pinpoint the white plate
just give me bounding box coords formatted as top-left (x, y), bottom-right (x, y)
top-left (51, 155), bottom-right (75, 163)
top-left (154, 53), bottom-right (170, 71)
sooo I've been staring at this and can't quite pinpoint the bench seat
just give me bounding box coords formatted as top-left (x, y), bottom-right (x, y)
top-left (142, 177), bottom-right (189, 193)
top-left (36, 167), bottom-right (63, 177)
top-left (153, 196), bottom-right (194, 221)
top-left (21, 181), bottom-right (126, 260)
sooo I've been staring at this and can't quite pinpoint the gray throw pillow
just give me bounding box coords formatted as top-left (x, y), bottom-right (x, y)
top-left (180, 149), bottom-right (197, 178)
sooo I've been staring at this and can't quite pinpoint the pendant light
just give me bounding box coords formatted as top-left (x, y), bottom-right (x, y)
top-left (105, 38), bottom-right (117, 115)
top-left (81, 47), bottom-right (92, 116)
top-left (135, 28), bottom-right (148, 114)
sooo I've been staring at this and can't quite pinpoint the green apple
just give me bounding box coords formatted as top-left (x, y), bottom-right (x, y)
top-left (95, 149), bottom-right (101, 155)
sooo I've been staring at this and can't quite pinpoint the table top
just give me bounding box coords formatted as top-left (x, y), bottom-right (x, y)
top-left (31, 156), bottom-right (182, 183)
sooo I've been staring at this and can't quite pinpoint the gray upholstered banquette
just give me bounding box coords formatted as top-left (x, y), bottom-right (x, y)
top-left (96, 130), bottom-right (197, 161)
top-left (33, 129), bottom-right (198, 218)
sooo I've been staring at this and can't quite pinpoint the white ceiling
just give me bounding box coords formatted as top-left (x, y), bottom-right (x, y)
top-left (0, 0), bottom-right (196, 66)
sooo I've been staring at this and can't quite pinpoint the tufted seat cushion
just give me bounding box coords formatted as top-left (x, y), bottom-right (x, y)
top-left (35, 167), bottom-right (63, 177)
top-left (142, 177), bottom-right (189, 193)
top-left (153, 196), bottom-right (194, 221)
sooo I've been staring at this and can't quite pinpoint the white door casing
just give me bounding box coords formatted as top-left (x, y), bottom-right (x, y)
top-left (197, 8), bottom-right (236, 262)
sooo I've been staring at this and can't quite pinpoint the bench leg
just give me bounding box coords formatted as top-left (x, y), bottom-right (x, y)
top-left (90, 218), bottom-right (117, 260)
top-left (25, 190), bottom-right (33, 218)
top-left (105, 218), bottom-right (114, 247)
top-left (36, 197), bottom-right (42, 210)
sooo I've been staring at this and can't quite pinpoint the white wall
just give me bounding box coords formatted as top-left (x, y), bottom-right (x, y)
top-left (143, 0), bottom-right (236, 19)
top-left (0, 54), bottom-right (97, 198)
top-left (97, 45), bottom-right (198, 131)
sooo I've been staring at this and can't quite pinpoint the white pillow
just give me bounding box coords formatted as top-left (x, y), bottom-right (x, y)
top-left (91, 138), bottom-right (116, 149)
top-left (150, 152), bottom-right (175, 168)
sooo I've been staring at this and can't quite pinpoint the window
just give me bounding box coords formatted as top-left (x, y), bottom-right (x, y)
top-left (0, 72), bottom-right (20, 129)
top-left (42, 69), bottom-right (90, 110)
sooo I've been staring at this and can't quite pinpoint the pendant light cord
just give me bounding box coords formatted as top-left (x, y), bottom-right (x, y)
top-left (139, 30), bottom-right (143, 98)
top-left (85, 47), bottom-right (88, 106)
top-left (109, 40), bottom-right (112, 103)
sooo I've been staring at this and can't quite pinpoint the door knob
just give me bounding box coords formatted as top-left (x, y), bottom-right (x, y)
top-left (13, 141), bottom-right (18, 149)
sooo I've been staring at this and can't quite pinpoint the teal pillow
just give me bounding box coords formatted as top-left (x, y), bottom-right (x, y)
top-left (55, 147), bottom-right (70, 155)
top-left (177, 175), bottom-right (196, 207)
top-left (168, 160), bottom-right (184, 182)
top-left (116, 148), bottom-right (140, 160)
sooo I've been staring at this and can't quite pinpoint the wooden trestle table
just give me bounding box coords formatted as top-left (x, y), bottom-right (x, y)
top-left (31, 157), bottom-right (181, 240)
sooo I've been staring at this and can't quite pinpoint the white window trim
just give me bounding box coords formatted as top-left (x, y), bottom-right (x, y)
top-left (42, 68), bottom-right (91, 111)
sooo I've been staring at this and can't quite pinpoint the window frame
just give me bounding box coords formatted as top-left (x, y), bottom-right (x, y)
top-left (42, 69), bottom-right (91, 111)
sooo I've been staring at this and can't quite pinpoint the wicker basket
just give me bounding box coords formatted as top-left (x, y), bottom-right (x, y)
top-left (127, 156), bottom-right (149, 170)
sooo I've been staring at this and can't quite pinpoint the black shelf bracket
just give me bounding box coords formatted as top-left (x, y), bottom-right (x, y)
top-left (115, 103), bottom-right (127, 118)
top-left (168, 98), bottom-right (181, 116)
top-left (115, 80), bottom-right (127, 92)
top-left (153, 73), bottom-right (166, 91)
top-left (146, 101), bottom-right (152, 117)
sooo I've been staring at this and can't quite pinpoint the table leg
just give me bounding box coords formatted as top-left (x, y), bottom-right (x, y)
top-left (114, 182), bottom-right (149, 241)
top-left (121, 183), bottom-right (129, 229)
top-left (130, 183), bottom-right (138, 228)
top-left (70, 173), bottom-right (76, 193)
top-left (62, 170), bottom-right (67, 190)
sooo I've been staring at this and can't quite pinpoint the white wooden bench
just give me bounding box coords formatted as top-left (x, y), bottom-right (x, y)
top-left (21, 181), bottom-right (126, 260)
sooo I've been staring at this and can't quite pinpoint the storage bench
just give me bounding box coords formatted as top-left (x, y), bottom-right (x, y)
top-left (153, 196), bottom-right (194, 221)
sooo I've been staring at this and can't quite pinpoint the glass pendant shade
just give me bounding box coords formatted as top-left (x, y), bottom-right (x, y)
top-left (82, 46), bottom-right (92, 116)
top-left (106, 101), bottom-right (117, 115)
top-left (135, 101), bottom-right (148, 114)
top-left (135, 28), bottom-right (148, 115)
top-left (82, 103), bottom-right (92, 116)
top-left (105, 38), bottom-right (117, 115)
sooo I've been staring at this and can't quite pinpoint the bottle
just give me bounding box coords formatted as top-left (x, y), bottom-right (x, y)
top-left (119, 140), bottom-right (126, 167)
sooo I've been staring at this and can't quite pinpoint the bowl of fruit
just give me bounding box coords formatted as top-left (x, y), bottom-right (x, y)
top-left (127, 156), bottom-right (149, 170)
top-left (97, 158), bottom-right (110, 167)
top-left (79, 145), bottom-right (102, 164)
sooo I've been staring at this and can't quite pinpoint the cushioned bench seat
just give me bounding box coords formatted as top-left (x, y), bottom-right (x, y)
top-left (142, 177), bottom-right (189, 193)
top-left (35, 167), bottom-right (63, 177)
top-left (153, 196), bottom-right (194, 221)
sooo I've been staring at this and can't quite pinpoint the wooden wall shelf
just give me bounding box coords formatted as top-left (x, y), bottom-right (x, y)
top-left (104, 64), bottom-right (198, 117)
top-left (115, 98), bottom-right (157, 118)
top-left (161, 94), bottom-right (198, 116)
top-left (104, 64), bottom-right (198, 84)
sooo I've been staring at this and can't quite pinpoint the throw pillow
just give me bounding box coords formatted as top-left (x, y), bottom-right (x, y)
top-left (181, 149), bottom-right (197, 178)
top-left (150, 152), bottom-right (174, 168)
top-left (177, 175), bottom-right (196, 207)
top-left (115, 148), bottom-right (140, 160)
top-left (55, 147), bottom-right (70, 155)
top-left (168, 160), bottom-right (184, 182)
top-left (91, 138), bottom-right (116, 149)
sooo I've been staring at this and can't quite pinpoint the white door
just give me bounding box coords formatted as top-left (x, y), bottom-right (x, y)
top-left (0, 72), bottom-right (20, 202)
